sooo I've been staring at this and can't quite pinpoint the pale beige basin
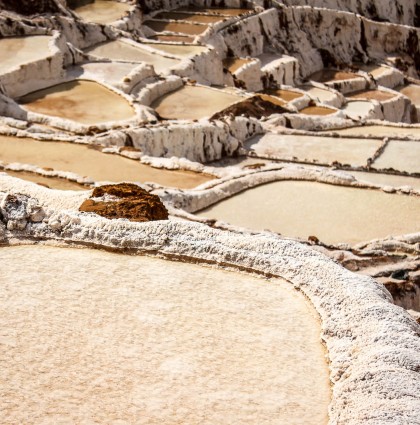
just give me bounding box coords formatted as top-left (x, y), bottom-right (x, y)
top-left (321, 125), bottom-right (420, 139)
top-left (152, 85), bottom-right (242, 120)
top-left (0, 36), bottom-right (52, 75)
top-left (2, 170), bottom-right (86, 191)
top-left (223, 57), bottom-right (253, 73)
top-left (0, 245), bottom-right (330, 424)
top-left (86, 40), bottom-right (181, 73)
top-left (246, 134), bottom-right (382, 167)
top-left (18, 80), bottom-right (135, 125)
top-left (348, 171), bottom-right (420, 190)
top-left (398, 84), bottom-right (420, 107)
top-left (372, 140), bottom-right (420, 174)
top-left (74, 0), bottom-right (131, 24)
top-left (196, 181), bottom-right (420, 244)
top-left (145, 43), bottom-right (208, 57)
top-left (299, 86), bottom-right (337, 103)
top-left (0, 136), bottom-right (212, 189)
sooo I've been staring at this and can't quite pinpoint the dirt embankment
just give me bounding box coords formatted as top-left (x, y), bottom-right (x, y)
top-left (79, 183), bottom-right (169, 222)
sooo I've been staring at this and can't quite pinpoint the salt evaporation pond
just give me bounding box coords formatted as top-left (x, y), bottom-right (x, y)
top-left (223, 57), bottom-right (253, 73)
top-left (398, 84), bottom-right (420, 107)
top-left (2, 170), bottom-right (86, 191)
top-left (246, 134), bottom-right (382, 166)
top-left (18, 80), bottom-right (135, 124)
top-left (0, 36), bottom-right (53, 75)
top-left (145, 43), bottom-right (208, 57)
top-left (86, 40), bottom-right (181, 73)
top-left (263, 88), bottom-right (304, 102)
top-left (310, 69), bottom-right (359, 83)
top-left (196, 181), bottom-right (420, 244)
top-left (372, 140), bottom-right (420, 174)
top-left (347, 90), bottom-right (397, 101)
top-left (154, 12), bottom-right (225, 23)
top-left (73, 0), bottom-right (131, 24)
top-left (176, 7), bottom-right (252, 16)
top-left (152, 85), bottom-right (242, 120)
top-left (300, 105), bottom-right (336, 116)
top-left (143, 20), bottom-right (208, 36)
top-left (0, 136), bottom-right (211, 188)
top-left (322, 125), bottom-right (420, 138)
top-left (342, 101), bottom-right (374, 120)
top-left (0, 245), bottom-right (330, 424)
top-left (348, 171), bottom-right (420, 190)
top-left (299, 86), bottom-right (337, 103)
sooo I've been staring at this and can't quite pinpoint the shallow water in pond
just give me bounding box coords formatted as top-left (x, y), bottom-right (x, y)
top-left (300, 106), bottom-right (336, 116)
top-left (373, 140), bottom-right (420, 174)
top-left (143, 20), bottom-right (208, 35)
top-left (0, 36), bottom-right (52, 75)
top-left (223, 57), bottom-right (253, 73)
top-left (145, 43), bottom-right (208, 57)
top-left (299, 85), bottom-right (337, 103)
top-left (348, 171), bottom-right (420, 190)
top-left (342, 101), bottom-right (374, 120)
top-left (0, 136), bottom-right (212, 188)
top-left (18, 80), bottom-right (135, 125)
top-left (155, 12), bottom-right (225, 23)
top-left (310, 69), bottom-right (359, 83)
top-left (2, 170), bottom-right (86, 190)
top-left (86, 40), bottom-right (181, 73)
top-left (245, 134), bottom-right (382, 166)
top-left (323, 125), bottom-right (420, 138)
top-left (175, 7), bottom-right (252, 16)
top-left (74, 0), bottom-right (131, 24)
top-left (398, 84), bottom-right (420, 107)
top-left (347, 90), bottom-right (396, 101)
top-left (152, 85), bottom-right (242, 120)
top-left (149, 34), bottom-right (196, 42)
top-left (263, 89), bottom-right (304, 102)
top-left (196, 181), bottom-right (420, 244)
top-left (0, 245), bottom-right (330, 425)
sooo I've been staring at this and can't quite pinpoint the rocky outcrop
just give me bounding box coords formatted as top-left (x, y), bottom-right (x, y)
top-left (0, 0), bottom-right (60, 15)
top-left (79, 183), bottom-right (169, 222)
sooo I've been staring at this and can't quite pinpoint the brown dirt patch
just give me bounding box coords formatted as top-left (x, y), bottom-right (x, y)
top-left (211, 95), bottom-right (289, 120)
top-left (79, 183), bottom-right (168, 222)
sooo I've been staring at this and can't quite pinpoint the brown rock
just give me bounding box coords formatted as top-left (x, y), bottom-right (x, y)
top-left (79, 183), bottom-right (169, 222)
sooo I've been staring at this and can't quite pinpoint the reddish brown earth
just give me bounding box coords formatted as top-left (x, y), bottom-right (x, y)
top-left (79, 183), bottom-right (169, 222)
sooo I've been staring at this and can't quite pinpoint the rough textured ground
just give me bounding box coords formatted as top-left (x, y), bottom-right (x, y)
top-left (0, 245), bottom-right (330, 425)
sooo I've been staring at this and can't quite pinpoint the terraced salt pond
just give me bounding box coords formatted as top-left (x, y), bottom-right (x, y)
top-left (0, 36), bottom-right (53, 75)
top-left (86, 40), bottom-right (181, 73)
top-left (347, 90), bottom-right (397, 101)
top-left (263, 88), bottom-right (304, 102)
top-left (18, 80), bottom-right (135, 124)
top-left (154, 12), bottom-right (225, 23)
top-left (73, 0), bottom-right (132, 24)
top-left (348, 171), bottom-right (420, 190)
top-left (2, 170), bottom-right (86, 191)
top-left (372, 140), bottom-right (420, 174)
top-left (0, 245), bottom-right (330, 424)
top-left (398, 84), bottom-right (420, 107)
top-left (245, 134), bottom-right (382, 166)
top-left (176, 7), bottom-right (252, 16)
top-left (0, 136), bottom-right (211, 188)
top-left (342, 101), bottom-right (374, 120)
top-left (144, 43), bottom-right (208, 57)
top-left (152, 85), bottom-right (242, 120)
top-left (322, 125), bottom-right (420, 138)
top-left (223, 57), bottom-right (253, 73)
top-left (196, 181), bottom-right (420, 244)
top-left (143, 21), bottom-right (209, 36)
top-left (310, 69), bottom-right (359, 83)
top-left (299, 86), bottom-right (337, 103)
top-left (300, 106), bottom-right (336, 116)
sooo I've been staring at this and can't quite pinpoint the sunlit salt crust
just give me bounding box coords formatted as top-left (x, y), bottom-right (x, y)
top-left (0, 174), bottom-right (419, 425)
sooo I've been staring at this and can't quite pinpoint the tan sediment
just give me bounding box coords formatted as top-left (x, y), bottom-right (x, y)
top-left (397, 84), bottom-right (420, 106)
top-left (152, 85), bottom-right (242, 120)
top-left (196, 180), bottom-right (420, 244)
top-left (143, 20), bottom-right (208, 35)
top-left (2, 170), bottom-right (86, 191)
top-left (310, 69), bottom-right (359, 83)
top-left (85, 40), bottom-right (181, 73)
top-left (347, 90), bottom-right (396, 101)
top-left (300, 105), bottom-right (336, 116)
top-left (0, 244), bottom-right (330, 425)
top-left (0, 135), bottom-right (213, 188)
top-left (222, 57), bottom-right (253, 73)
top-left (18, 80), bottom-right (135, 125)
top-left (73, 0), bottom-right (131, 24)
top-left (154, 12), bottom-right (225, 23)
top-left (0, 36), bottom-right (52, 75)
top-left (263, 88), bottom-right (304, 102)
top-left (148, 35), bottom-right (196, 43)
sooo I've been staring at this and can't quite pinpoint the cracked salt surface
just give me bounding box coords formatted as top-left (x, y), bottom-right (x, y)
top-left (0, 245), bottom-right (330, 425)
